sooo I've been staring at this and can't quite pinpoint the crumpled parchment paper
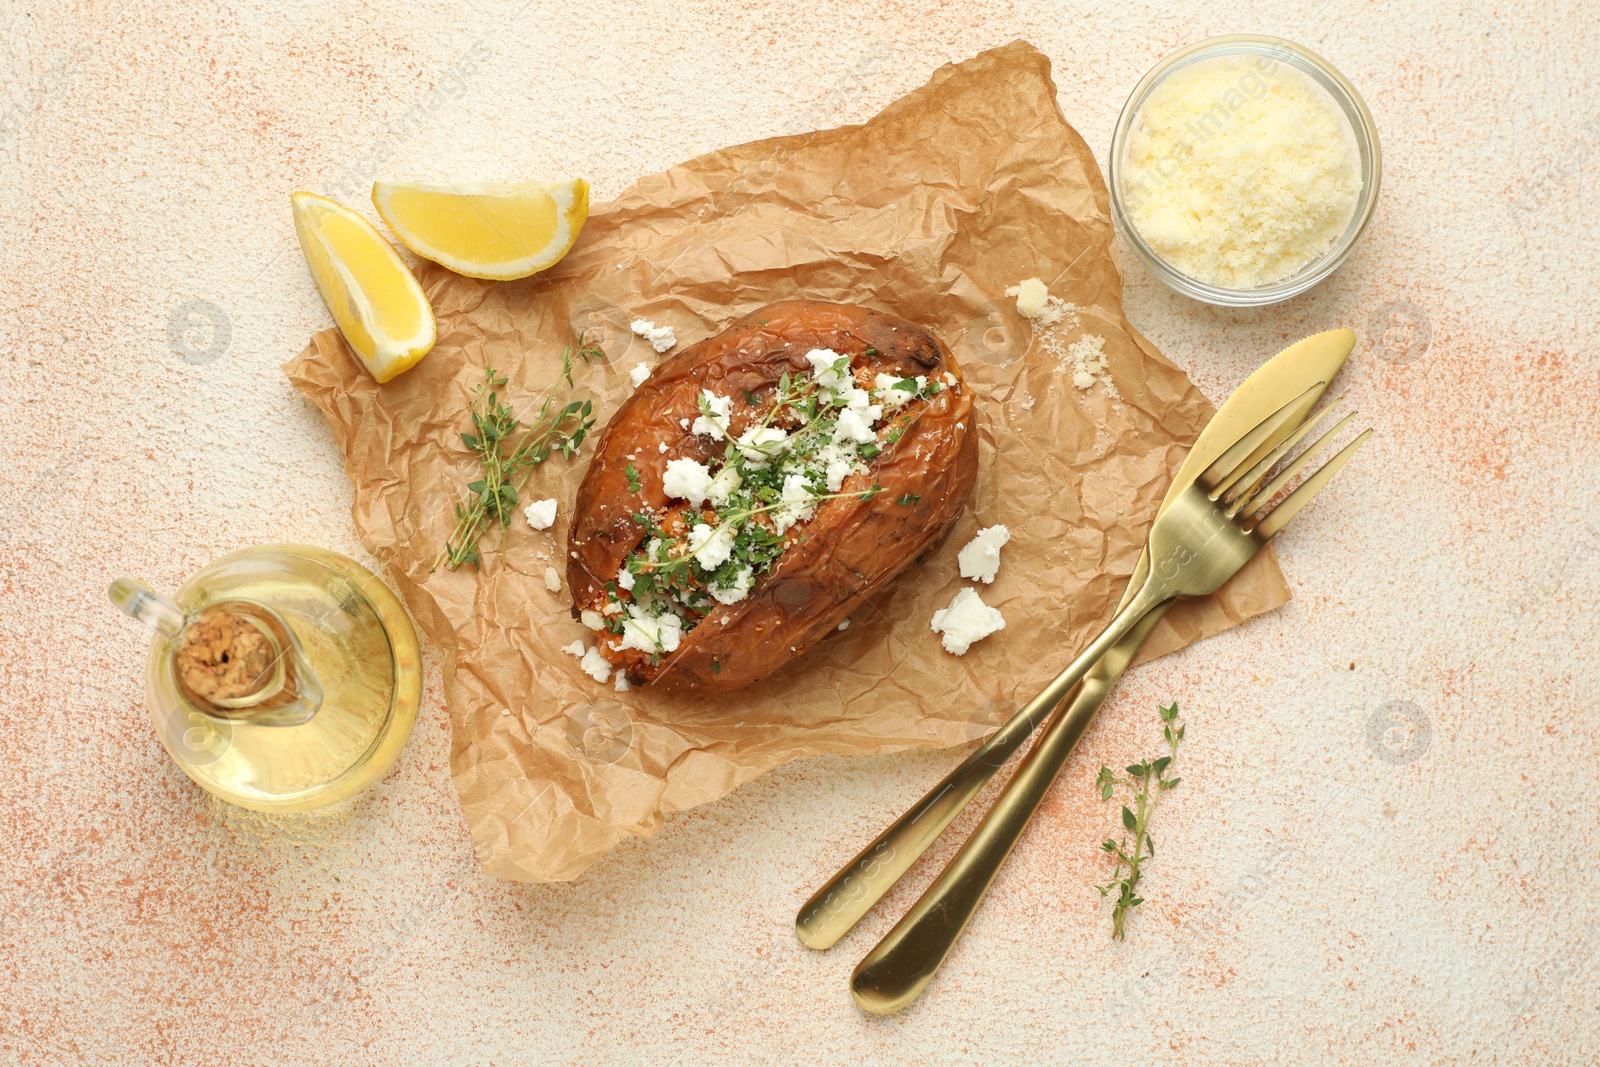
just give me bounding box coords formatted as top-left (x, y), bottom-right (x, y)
top-left (284, 40), bottom-right (1290, 883)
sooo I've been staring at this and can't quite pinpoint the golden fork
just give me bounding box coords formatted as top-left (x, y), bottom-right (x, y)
top-left (840, 389), bottom-right (1370, 1013)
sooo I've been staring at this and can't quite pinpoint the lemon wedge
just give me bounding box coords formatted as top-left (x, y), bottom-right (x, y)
top-left (291, 192), bottom-right (436, 383)
top-left (371, 180), bottom-right (589, 281)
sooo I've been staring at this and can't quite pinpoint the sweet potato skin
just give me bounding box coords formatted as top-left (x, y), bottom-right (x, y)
top-left (568, 300), bottom-right (978, 691)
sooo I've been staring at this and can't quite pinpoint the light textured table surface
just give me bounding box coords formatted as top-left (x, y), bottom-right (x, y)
top-left (4, 2), bottom-right (1597, 1064)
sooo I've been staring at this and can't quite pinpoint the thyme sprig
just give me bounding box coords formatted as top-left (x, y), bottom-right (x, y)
top-left (435, 350), bottom-right (596, 571)
top-left (1095, 702), bottom-right (1185, 939)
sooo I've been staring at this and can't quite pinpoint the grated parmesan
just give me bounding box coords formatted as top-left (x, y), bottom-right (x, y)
top-left (1121, 54), bottom-right (1362, 289)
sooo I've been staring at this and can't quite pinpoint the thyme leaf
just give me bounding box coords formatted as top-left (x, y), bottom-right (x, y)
top-left (434, 351), bottom-right (596, 571)
top-left (1095, 702), bottom-right (1185, 939)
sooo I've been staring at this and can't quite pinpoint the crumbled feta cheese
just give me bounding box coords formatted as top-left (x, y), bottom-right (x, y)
top-left (679, 417), bottom-right (690, 430)
top-left (561, 640), bottom-right (586, 657)
top-left (736, 426), bottom-right (789, 465)
top-left (825, 456), bottom-right (859, 492)
top-left (839, 386), bottom-right (873, 410)
top-left (805, 348), bottom-right (849, 388)
top-left (837, 619), bottom-right (850, 631)
top-left (689, 523), bottom-right (735, 570)
top-left (929, 587), bottom-right (1006, 655)
top-left (524, 498), bottom-right (558, 530)
top-left (662, 457), bottom-right (714, 505)
top-left (834, 405), bottom-right (880, 444)
top-left (706, 466), bottom-right (742, 507)
top-left (875, 374), bottom-right (924, 408)
top-left (579, 645), bottom-right (613, 683)
top-left (691, 391), bottom-right (733, 439)
top-left (772, 473), bottom-right (818, 534)
top-left (957, 525), bottom-right (1011, 584)
top-left (543, 566), bottom-right (562, 592)
top-left (812, 436), bottom-right (864, 492)
top-left (943, 372), bottom-right (957, 388)
top-left (620, 608), bottom-right (682, 654)
top-left (614, 674), bottom-right (631, 692)
top-left (581, 609), bottom-right (605, 631)
top-left (616, 567), bottom-right (635, 591)
top-left (629, 362), bottom-right (652, 388)
top-left (709, 565), bottom-right (754, 605)
top-left (630, 318), bottom-right (676, 353)
top-left (602, 600), bottom-right (622, 616)
top-left (657, 442), bottom-right (668, 454)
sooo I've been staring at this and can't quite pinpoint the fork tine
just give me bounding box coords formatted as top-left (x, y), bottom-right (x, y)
top-left (1202, 383), bottom-right (1325, 497)
top-left (1239, 412), bottom-right (1362, 518)
top-left (1251, 428), bottom-right (1372, 538)
top-left (1224, 406), bottom-right (1352, 517)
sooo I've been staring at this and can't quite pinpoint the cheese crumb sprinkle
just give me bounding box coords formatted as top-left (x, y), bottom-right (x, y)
top-left (524, 498), bottom-right (558, 530)
top-left (957, 525), bottom-right (1011, 584)
top-left (630, 319), bottom-right (677, 353)
top-left (930, 587), bottom-right (1006, 655)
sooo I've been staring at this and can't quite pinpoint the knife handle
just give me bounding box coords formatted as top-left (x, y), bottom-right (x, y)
top-left (849, 600), bottom-right (1172, 1015)
top-left (794, 681), bottom-right (1064, 950)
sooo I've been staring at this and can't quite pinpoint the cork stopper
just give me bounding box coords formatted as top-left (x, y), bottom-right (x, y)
top-left (175, 610), bottom-right (276, 702)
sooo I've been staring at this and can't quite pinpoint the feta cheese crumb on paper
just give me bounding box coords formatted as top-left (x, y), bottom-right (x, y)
top-left (1005, 277), bottom-right (1080, 329)
top-left (614, 674), bottom-right (631, 692)
top-left (957, 525), bottom-right (1011, 584)
top-left (629, 362), bottom-right (652, 388)
top-left (930, 587), bottom-right (1006, 655)
top-left (579, 645), bottom-right (612, 683)
top-left (563, 639), bottom-right (614, 684)
top-left (630, 319), bottom-right (676, 353)
top-left (543, 566), bottom-right (562, 592)
top-left (524, 498), bottom-right (558, 530)
top-left (837, 619), bottom-right (850, 631)
top-left (662, 457), bottom-right (713, 505)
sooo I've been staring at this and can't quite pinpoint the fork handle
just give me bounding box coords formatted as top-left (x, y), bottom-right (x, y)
top-left (849, 594), bottom-right (1171, 1015)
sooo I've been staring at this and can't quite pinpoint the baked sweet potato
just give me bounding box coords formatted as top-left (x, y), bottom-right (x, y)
top-left (567, 300), bottom-right (978, 690)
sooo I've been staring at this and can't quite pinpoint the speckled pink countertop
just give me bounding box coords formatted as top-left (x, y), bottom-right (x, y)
top-left (3, 3), bottom-right (1597, 1064)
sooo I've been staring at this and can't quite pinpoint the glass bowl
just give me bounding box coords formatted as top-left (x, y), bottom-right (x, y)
top-left (1108, 34), bottom-right (1382, 307)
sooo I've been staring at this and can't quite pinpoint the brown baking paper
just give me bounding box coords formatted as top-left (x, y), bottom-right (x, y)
top-left (284, 41), bottom-right (1290, 883)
